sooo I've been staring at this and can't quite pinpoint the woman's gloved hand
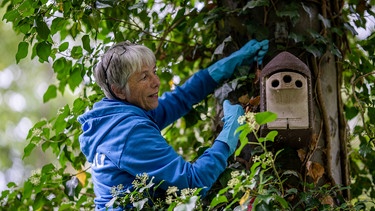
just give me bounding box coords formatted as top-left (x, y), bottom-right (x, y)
top-left (208, 39), bottom-right (269, 83)
top-left (216, 100), bottom-right (245, 155)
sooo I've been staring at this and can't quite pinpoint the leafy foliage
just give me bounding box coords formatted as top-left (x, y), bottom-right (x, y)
top-left (106, 112), bottom-right (363, 210)
top-left (0, 0), bottom-right (374, 210)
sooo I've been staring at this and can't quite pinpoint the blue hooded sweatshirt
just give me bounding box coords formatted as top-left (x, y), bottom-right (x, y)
top-left (78, 70), bottom-right (231, 210)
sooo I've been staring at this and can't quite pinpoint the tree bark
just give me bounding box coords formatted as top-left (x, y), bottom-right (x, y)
top-left (217, 0), bottom-right (350, 201)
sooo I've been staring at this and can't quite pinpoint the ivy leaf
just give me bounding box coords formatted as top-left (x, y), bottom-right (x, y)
top-left (344, 106), bottom-right (359, 120)
top-left (368, 107), bottom-right (375, 124)
top-left (243, 0), bottom-right (269, 10)
top-left (305, 45), bottom-right (322, 57)
top-left (343, 22), bottom-right (358, 36)
top-left (318, 14), bottom-right (331, 29)
top-left (43, 85), bottom-right (57, 103)
top-left (16, 41), bottom-right (29, 63)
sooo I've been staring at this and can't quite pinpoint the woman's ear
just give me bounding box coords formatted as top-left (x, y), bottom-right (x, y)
top-left (111, 84), bottom-right (126, 100)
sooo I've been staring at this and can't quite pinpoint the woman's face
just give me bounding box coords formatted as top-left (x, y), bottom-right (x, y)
top-left (125, 65), bottom-right (160, 110)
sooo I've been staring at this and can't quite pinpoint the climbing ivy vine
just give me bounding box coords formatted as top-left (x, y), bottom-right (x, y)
top-left (0, 0), bottom-right (374, 210)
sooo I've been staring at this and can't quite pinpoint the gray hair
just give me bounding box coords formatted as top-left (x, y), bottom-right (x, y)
top-left (94, 42), bottom-right (156, 99)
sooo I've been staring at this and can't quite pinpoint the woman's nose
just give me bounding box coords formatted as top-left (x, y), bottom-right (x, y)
top-left (152, 73), bottom-right (160, 88)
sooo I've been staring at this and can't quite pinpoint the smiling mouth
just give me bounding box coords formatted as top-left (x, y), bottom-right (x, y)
top-left (150, 93), bottom-right (158, 98)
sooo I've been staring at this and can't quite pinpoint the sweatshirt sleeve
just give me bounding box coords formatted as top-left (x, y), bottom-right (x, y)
top-left (119, 122), bottom-right (229, 195)
top-left (150, 69), bottom-right (218, 129)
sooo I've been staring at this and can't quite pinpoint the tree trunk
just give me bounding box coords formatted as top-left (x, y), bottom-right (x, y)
top-left (217, 0), bottom-right (350, 202)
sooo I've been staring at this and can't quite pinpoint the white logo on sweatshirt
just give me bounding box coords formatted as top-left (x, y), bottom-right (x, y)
top-left (93, 153), bottom-right (106, 168)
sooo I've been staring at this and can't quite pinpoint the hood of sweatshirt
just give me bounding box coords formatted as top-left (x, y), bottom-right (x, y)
top-left (77, 98), bottom-right (153, 163)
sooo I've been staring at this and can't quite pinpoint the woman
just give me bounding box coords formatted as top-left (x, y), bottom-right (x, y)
top-left (78, 40), bottom-right (268, 210)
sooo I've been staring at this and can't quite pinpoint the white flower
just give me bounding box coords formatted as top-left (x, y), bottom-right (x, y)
top-left (237, 112), bottom-right (259, 131)
top-left (231, 170), bottom-right (240, 178)
top-left (166, 186), bottom-right (179, 196)
top-left (32, 128), bottom-right (42, 137)
top-left (165, 195), bottom-right (173, 204)
top-left (237, 115), bottom-right (246, 125)
top-left (245, 112), bottom-right (259, 131)
top-left (29, 169), bottom-right (41, 186)
top-left (228, 178), bottom-right (240, 188)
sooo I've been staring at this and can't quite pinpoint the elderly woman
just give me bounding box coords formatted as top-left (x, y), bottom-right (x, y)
top-left (78, 40), bottom-right (268, 210)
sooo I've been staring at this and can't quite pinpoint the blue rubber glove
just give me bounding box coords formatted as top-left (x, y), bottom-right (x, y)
top-left (208, 39), bottom-right (269, 83)
top-left (216, 100), bottom-right (245, 155)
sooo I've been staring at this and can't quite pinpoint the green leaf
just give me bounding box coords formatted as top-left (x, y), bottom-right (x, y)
top-left (18, 20), bottom-right (31, 34)
top-left (18, 0), bottom-right (35, 17)
top-left (59, 42), bottom-right (69, 52)
top-left (16, 41), bottom-right (29, 63)
top-left (72, 98), bottom-right (86, 114)
top-left (255, 111), bottom-right (277, 125)
top-left (82, 35), bottom-right (92, 53)
top-left (41, 163), bottom-right (55, 174)
top-left (41, 140), bottom-right (51, 152)
top-left (273, 195), bottom-right (289, 208)
top-left (71, 46), bottom-right (83, 59)
top-left (264, 130), bottom-right (278, 142)
top-left (183, 108), bottom-right (201, 128)
top-left (305, 44), bottom-right (323, 57)
top-left (3, 9), bottom-right (19, 22)
top-left (51, 18), bottom-right (67, 35)
top-left (318, 14), bottom-right (331, 29)
top-left (345, 106), bottom-right (359, 120)
top-left (54, 105), bottom-right (70, 135)
top-left (249, 162), bottom-right (261, 179)
top-left (70, 22), bottom-right (81, 38)
top-left (68, 67), bottom-right (83, 91)
top-left (235, 124), bottom-right (250, 157)
top-left (23, 143), bottom-right (36, 159)
top-left (243, 0), bottom-right (269, 10)
top-left (43, 85), bottom-right (57, 103)
top-left (36, 19), bottom-right (50, 40)
top-left (282, 170), bottom-right (299, 178)
top-left (172, 8), bottom-right (186, 26)
top-left (22, 181), bottom-right (33, 199)
top-left (368, 107), bottom-right (375, 124)
top-left (53, 57), bottom-right (71, 76)
top-left (210, 195), bottom-right (228, 208)
top-left (36, 41), bottom-right (52, 62)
